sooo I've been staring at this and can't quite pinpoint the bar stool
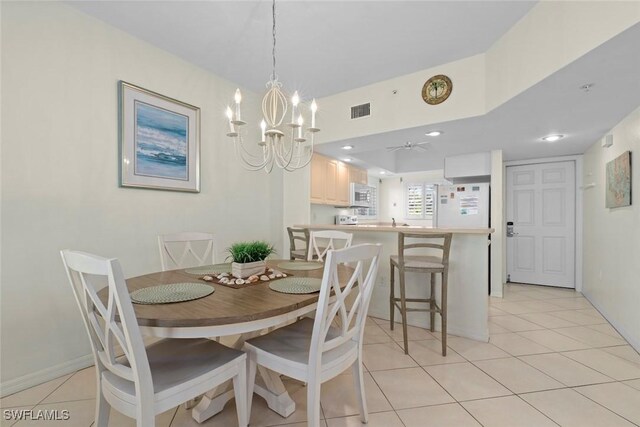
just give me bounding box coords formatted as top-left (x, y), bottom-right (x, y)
top-left (287, 227), bottom-right (311, 260)
top-left (389, 232), bottom-right (452, 355)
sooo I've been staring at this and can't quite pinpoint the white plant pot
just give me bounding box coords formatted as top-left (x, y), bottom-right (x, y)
top-left (231, 260), bottom-right (267, 279)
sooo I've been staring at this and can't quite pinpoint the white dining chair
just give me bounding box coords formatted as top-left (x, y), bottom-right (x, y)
top-left (307, 230), bottom-right (353, 262)
top-left (157, 232), bottom-right (216, 271)
top-left (61, 250), bottom-right (247, 427)
top-left (244, 243), bottom-right (382, 427)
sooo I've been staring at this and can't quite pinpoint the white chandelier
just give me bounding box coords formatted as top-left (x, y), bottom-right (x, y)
top-left (225, 0), bottom-right (319, 173)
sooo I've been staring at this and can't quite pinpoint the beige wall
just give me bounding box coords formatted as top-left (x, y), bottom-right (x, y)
top-left (316, 54), bottom-right (486, 144)
top-left (313, 2), bottom-right (640, 147)
top-left (0, 2), bottom-right (284, 393)
top-left (582, 106), bottom-right (640, 351)
top-left (485, 1), bottom-right (640, 111)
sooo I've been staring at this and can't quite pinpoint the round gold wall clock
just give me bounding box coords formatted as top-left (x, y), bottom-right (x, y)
top-left (422, 74), bottom-right (453, 105)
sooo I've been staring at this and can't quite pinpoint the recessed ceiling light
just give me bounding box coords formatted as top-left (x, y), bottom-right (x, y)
top-left (343, 158), bottom-right (352, 162)
top-left (542, 134), bottom-right (564, 142)
top-left (379, 171), bottom-right (386, 175)
top-left (425, 131), bottom-right (442, 137)
top-left (342, 145), bottom-right (354, 150)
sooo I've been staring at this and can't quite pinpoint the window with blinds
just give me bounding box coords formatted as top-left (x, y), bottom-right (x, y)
top-left (405, 183), bottom-right (436, 219)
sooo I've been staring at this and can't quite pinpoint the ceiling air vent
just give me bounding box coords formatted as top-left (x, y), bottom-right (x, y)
top-left (351, 103), bottom-right (371, 119)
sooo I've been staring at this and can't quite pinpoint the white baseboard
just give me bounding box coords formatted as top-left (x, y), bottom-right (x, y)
top-left (583, 293), bottom-right (640, 352)
top-left (0, 354), bottom-right (94, 398)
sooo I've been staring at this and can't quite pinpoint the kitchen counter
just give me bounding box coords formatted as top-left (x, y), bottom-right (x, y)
top-left (295, 223), bottom-right (494, 235)
top-left (294, 222), bottom-right (491, 342)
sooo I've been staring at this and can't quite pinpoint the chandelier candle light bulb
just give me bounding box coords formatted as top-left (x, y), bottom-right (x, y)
top-left (291, 91), bottom-right (300, 123)
top-left (297, 114), bottom-right (303, 139)
top-left (225, 106), bottom-right (236, 135)
top-left (260, 120), bottom-right (267, 143)
top-left (310, 99), bottom-right (317, 129)
top-left (234, 88), bottom-right (242, 121)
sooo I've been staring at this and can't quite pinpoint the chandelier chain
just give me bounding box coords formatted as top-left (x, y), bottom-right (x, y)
top-left (271, 0), bottom-right (277, 81)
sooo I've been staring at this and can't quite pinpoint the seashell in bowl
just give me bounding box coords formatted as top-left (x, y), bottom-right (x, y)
top-left (236, 279), bottom-right (245, 285)
top-left (260, 275), bottom-right (269, 281)
top-left (202, 275), bottom-right (214, 282)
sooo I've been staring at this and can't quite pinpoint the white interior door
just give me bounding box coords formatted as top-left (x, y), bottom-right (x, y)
top-left (506, 161), bottom-right (575, 288)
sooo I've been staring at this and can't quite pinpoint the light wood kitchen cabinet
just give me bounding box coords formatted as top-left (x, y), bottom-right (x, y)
top-left (349, 166), bottom-right (368, 185)
top-left (337, 161), bottom-right (350, 205)
top-left (310, 155), bottom-right (325, 204)
top-left (310, 154), bottom-right (357, 206)
top-left (324, 159), bottom-right (338, 204)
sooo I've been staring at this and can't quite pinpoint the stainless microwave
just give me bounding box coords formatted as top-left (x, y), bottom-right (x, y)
top-left (350, 183), bottom-right (375, 208)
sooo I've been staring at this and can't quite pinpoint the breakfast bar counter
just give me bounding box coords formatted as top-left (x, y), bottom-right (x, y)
top-left (298, 223), bottom-right (494, 234)
top-left (296, 223), bottom-right (494, 342)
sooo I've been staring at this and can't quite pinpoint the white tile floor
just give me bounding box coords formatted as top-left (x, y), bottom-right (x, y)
top-left (2, 283), bottom-right (640, 426)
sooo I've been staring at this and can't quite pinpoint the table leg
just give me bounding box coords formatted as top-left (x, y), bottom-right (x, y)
top-left (254, 366), bottom-right (295, 417)
top-left (191, 330), bottom-right (296, 423)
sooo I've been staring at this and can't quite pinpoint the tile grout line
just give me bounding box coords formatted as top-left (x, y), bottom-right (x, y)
top-left (559, 348), bottom-right (640, 381)
top-left (515, 351), bottom-right (619, 387)
top-left (415, 363), bottom-right (466, 407)
top-left (468, 356), bottom-right (564, 396)
top-left (571, 382), bottom-right (640, 426)
top-left (364, 364), bottom-right (399, 409)
top-left (511, 393), bottom-right (562, 426)
top-left (167, 406), bottom-right (179, 427)
top-left (362, 361), bottom-right (409, 427)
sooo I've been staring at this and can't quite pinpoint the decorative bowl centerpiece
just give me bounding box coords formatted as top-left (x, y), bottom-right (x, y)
top-left (227, 241), bottom-right (275, 279)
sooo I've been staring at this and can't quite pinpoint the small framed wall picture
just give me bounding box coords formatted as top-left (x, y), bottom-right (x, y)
top-left (119, 81), bottom-right (200, 192)
top-left (605, 150), bottom-right (632, 208)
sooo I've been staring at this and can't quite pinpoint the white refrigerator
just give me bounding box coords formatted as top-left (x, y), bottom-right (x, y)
top-left (435, 183), bottom-right (490, 228)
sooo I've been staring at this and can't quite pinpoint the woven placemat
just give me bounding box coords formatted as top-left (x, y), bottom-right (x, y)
top-left (269, 277), bottom-right (322, 294)
top-left (131, 283), bottom-right (214, 304)
top-left (184, 263), bottom-right (232, 275)
top-left (277, 261), bottom-right (324, 271)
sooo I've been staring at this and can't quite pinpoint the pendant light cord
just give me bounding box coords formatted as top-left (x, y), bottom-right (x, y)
top-left (271, 0), bottom-right (277, 81)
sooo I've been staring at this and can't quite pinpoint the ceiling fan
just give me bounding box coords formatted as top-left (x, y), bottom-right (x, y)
top-left (386, 141), bottom-right (430, 152)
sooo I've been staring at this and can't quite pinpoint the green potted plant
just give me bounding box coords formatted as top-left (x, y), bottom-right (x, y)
top-left (227, 241), bottom-right (276, 278)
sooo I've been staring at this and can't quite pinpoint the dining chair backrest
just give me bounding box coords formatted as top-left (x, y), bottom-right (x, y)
top-left (157, 232), bottom-right (215, 271)
top-left (309, 243), bottom-right (382, 370)
top-left (397, 232), bottom-right (452, 267)
top-left (307, 230), bottom-right (353, 262)
top-left (60, 250), bottom-right (153, 407)
top-left (287, 227), bottom-right (310, 258)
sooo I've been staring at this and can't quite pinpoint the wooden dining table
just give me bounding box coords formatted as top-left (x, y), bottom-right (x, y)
top-left (117, 259), bottom-right (353, 423)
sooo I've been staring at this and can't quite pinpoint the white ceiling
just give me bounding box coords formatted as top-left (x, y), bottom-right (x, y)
top-left (69, 0), bottom-right (536, 97)
top-left (318, 23), bottom-right (640, 174)
top-left (68, 1), bottom-right (638, 172)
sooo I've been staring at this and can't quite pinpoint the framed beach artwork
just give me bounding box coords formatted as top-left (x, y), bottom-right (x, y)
top-left (119, 81), bottom-right (200, 192)
top-left (605, 150), bottom-right (632, 208)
